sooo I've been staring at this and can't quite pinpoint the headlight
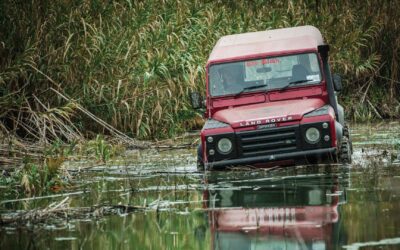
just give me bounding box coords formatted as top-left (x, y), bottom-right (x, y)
top-left (217, 138), bottom-right (233, 154)
top-left (305, 127), bottom-right (320, 144)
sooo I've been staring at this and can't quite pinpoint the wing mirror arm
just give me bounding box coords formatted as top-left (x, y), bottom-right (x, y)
top-left (190, 91), bottom-right (205, 109)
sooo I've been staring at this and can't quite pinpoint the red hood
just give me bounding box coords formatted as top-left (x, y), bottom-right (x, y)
top-left (213, 98), bottom-right (325, 128)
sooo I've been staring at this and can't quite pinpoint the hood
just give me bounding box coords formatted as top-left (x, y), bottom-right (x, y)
top-left (213, 98), bottom-right (325, 128)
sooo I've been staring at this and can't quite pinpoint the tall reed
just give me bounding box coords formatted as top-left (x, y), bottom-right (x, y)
top-left (0, 0), bottom-right (399, 141)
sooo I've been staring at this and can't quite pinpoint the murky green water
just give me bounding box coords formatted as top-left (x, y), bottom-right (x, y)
top-left (1, 122), bottom-right (400, 249)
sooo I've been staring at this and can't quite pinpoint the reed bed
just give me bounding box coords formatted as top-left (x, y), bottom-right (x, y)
top-left (0, 0), bottom-right (399, 143)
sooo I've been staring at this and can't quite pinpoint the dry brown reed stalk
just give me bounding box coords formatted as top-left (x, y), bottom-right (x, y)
top-left (49, 88), bottom-right (150, 149)
top-left (0, 126), bottom-right (45, 169)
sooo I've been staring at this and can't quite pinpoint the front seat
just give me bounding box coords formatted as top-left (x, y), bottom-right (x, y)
top-left (291, 64), bottom-right (308, 82)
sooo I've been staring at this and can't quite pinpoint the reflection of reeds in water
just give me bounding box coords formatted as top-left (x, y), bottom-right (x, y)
top-left (341, 165), bottom-right (400, 246)
top-left (0, 0), bottom-right (399, 142)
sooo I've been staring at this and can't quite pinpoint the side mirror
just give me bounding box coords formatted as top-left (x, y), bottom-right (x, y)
top-left (190, 91), bottom-right (204, 109)
top-left (332, 74), bottom-right (342, 92)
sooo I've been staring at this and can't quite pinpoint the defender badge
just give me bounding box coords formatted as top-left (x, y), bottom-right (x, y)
top-left (257, 123), bottom-right (277, 129)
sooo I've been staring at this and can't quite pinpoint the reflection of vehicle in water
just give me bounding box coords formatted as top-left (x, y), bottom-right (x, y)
top-left (203, 170), bottom-right (349, 249)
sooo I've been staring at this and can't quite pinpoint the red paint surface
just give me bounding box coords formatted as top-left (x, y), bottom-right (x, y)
top-left (213, 98), bottom-right (325, 128)
top-left (212, 94), bottom-right (266, 108)
top-left (269, 86), bottom-right (323, 101)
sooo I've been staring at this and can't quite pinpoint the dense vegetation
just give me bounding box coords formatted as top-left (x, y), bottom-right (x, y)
top-left (1, 0), bottom-right (399, 142)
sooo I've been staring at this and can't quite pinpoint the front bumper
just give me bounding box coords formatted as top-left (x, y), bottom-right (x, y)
top-left (205, 147), bottom-right (337, 169)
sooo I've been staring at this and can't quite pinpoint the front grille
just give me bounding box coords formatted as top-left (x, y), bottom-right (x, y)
top-left (236, 125), bottom-right (300, 157)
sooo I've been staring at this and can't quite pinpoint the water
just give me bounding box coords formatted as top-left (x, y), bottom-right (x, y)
top-left (1, 122), bottom-right (400, 249)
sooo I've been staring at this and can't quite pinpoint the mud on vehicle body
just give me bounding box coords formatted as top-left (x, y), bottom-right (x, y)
top-left (191, 26), bottom-right (353, 170)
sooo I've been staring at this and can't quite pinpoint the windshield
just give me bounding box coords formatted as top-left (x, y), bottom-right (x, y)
top-left (208, 53), bottom-right (322, 97)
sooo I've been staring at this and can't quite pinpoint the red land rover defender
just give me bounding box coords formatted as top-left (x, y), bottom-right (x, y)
top-left (191, 26), bottom-right (352, 169)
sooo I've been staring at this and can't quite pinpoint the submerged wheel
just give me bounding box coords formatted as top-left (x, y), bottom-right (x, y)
top-left (343, 125), bottom-right (350, 138)
top-left (339, 125), bottom-right (353, 164)
top-left (343, 125), bottom-right (353, 154)
top-left (339, 137), bottom-right (352, 163)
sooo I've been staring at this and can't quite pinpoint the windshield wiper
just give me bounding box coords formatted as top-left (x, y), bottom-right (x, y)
top-left (234, 84), bottom-right (268, 98)
top-left (279, 79), bottom-right (312, 92)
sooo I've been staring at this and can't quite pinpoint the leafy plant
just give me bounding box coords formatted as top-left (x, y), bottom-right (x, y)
top-left (7, 161), bottom-right (66, 195)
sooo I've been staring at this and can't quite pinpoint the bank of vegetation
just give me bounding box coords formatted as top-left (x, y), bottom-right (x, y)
top-left (0, 1), bottom-right (399, 192)
top-left (1, 0), bottom-right (399, 142)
